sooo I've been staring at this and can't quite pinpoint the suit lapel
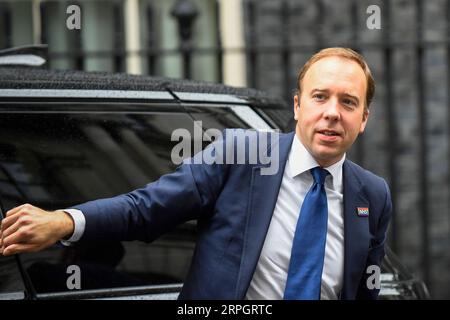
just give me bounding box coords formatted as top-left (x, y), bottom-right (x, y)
top-left (341, 160), bottom-right (370, 299)
top-left (235, 131), bottom-right (294, 299)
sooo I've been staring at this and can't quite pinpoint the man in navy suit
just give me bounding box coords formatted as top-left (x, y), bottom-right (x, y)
top-left (0, 47), bottom-right (391, 300)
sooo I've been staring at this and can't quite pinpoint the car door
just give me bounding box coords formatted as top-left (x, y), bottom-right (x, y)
top-left (0, 99), bottom-right (198, 299)
top-left (0, 94), bottom-right (277, 299)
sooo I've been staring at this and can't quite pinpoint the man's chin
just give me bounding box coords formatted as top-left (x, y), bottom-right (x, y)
top-left (311, 148), bottom-right (344, 167)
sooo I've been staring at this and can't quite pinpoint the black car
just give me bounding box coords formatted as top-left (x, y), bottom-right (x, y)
top-left (0, 49), bottom-right (429, 300)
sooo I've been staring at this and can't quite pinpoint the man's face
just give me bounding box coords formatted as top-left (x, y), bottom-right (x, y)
top-left (294, 56), bottom-right (369, 167)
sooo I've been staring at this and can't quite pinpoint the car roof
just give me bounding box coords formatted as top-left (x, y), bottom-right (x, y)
top-left (0, 66), bottom-right (287, 109)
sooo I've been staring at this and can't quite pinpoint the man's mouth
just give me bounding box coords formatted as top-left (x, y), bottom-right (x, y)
top-left (317, 129), bottom-right (341, 137)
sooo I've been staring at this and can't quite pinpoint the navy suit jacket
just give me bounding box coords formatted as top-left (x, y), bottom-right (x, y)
top-left (74, 130), bottom-right (392, 300)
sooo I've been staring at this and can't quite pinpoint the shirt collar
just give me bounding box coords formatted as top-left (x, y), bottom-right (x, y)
top-left (288, 134), bottom-right (345, 192)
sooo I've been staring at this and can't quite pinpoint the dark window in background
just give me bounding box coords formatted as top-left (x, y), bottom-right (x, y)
top-left (0, 2), bottom-right (12, 49)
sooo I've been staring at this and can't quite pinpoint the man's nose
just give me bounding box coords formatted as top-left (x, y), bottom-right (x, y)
top-left (323, 99), bottom-right (340, 121)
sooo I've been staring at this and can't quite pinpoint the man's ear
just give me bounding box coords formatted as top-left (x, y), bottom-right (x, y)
top-left (294, 95), bottom-right (300, 120)
top-left (363, 108), bottom-right (369, 121)
top-left (359, 109), bottom-right (370, 134)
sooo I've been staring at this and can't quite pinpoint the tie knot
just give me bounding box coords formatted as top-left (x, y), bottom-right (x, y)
top-left (310, 167), bottom-right (328, 185)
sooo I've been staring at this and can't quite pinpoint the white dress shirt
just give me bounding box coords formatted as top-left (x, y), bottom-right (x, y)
top-left (245, 135), bottom-right (345, 300)
top-left (64, 134), bottom-right (345, 299)
top-left (61, 208), bottom-right (85, 244)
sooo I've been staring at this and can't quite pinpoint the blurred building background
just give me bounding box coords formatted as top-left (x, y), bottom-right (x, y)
top-left (1, 0), bottom-right (449, 299)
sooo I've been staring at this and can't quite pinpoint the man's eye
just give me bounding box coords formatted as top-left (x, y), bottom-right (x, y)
top-left (343, 99), bottom-right (356, 107)
top-left (313, 94), bottom-right (326, 101)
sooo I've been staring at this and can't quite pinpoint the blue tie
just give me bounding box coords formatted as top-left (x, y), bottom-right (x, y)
top-left (284, 167), bottom-right (329, 300)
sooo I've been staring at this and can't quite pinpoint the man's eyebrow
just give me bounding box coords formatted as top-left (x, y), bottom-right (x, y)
top-left (310, 88), bottom-right (330, 94)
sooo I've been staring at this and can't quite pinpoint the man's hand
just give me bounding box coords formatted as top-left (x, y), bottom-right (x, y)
top-left (0, 204), bottom-right (74, 256)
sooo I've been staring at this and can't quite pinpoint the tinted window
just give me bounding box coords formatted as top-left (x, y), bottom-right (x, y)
top-left (0, 110), bottom-right (196, 206)
top-left (254, 107), bottom-right (294, 132)
top-left (185, 106), bottom-right (249, 131)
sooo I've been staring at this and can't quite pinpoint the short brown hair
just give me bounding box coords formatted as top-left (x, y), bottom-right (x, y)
top-left (297, 47), bottom-right (375, 110)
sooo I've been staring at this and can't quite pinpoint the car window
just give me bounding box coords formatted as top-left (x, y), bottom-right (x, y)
top-left (0, 106), bottom-right (208, 294)
top-left (185, 105), bottom-right (250, 131)
top-left (254, 107), bottom-right (294, 132)
top-left (186, 105), bottom-right (293, 133)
